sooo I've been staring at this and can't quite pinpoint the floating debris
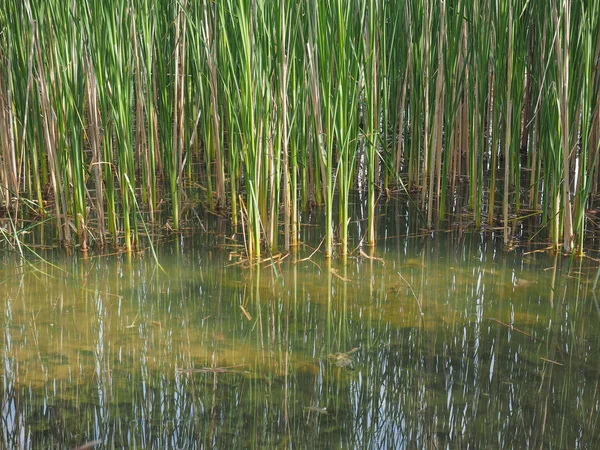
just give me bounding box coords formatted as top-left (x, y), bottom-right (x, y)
top-left (304, 406), bottom-right (328, 415)
top-left (514, 278), bottom-right (536, 288)
top-left (327, 348), bottom-right (359, 368)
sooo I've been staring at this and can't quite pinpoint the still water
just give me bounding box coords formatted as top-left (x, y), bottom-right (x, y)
top-left (1, 211), bottom-right (600, 448)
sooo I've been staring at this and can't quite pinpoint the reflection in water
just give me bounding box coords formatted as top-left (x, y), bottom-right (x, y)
top-left (1, 230), bottom-right (600, 448)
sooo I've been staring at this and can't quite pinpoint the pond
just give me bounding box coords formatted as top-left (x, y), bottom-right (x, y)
top-left (1, 206), bottom-right (600, 449)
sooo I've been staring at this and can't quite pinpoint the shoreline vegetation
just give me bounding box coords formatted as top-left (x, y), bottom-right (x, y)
top-left (1, 0), bottom-right (599, 259)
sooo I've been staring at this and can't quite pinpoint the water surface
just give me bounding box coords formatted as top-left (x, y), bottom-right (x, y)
top-left (1, 218), bottom-right (599, 449)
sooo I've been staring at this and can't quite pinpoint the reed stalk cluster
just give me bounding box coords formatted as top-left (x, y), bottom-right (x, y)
top-left (1, 0), bottom-right (599, 257)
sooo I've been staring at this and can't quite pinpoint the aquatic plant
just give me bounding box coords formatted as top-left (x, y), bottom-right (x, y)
top-left (1, 0), bottom-right (599, 258)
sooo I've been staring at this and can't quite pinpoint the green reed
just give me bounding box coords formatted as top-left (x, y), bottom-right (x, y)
top-left (334, 0), bottom-right (361, 258)
top-left (1, 0), bottom-right (600, 258)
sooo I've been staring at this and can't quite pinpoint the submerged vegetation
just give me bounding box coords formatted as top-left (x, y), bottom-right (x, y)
top-left (2, 231), bottom-right (600, 448)
top-left (0, 0), bottom-right (599, 258)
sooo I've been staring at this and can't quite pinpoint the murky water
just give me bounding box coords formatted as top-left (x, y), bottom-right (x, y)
top-left (2, 211), bottom-right (600, 448)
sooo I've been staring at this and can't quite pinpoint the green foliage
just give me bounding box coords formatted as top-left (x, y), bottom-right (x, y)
top-left (1, 0), bottom-right (599, 256)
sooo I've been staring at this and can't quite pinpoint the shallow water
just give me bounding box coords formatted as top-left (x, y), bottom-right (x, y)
top-left (1, 215), bottom-right (600, 449)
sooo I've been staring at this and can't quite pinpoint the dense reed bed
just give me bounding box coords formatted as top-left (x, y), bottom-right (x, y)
top-left (1, 0), bottom-right (599, 258)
